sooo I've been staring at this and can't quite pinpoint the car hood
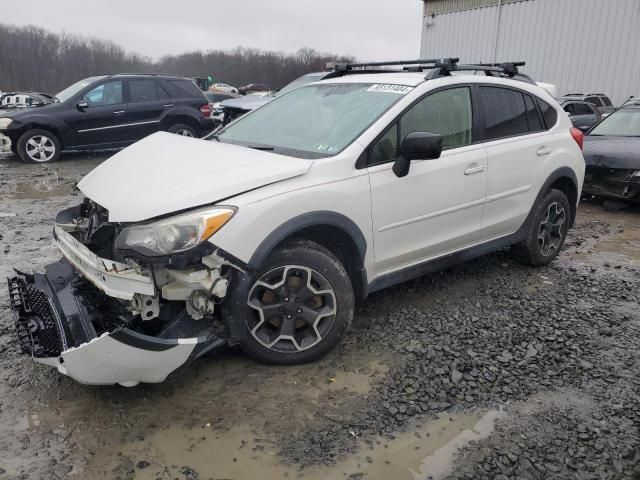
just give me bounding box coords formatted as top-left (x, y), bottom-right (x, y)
top-left (0, 101), bottom-right (60, 118)
top-left (583, 135), bottom-right (640, 169)
top-left (78, 132), bottom-right (312, 222)
top-left (220, 95), bottom-right (273, 112)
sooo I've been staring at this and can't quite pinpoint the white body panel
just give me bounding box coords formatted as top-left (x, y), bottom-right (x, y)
top-left (78, 132), bottom-right (312, 222)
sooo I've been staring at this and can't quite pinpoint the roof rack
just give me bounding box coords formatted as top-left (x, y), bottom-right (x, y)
top-left (333, 58), bottom-right (534, 84)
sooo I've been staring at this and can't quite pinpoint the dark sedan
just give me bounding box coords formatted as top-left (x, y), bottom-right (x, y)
top-left (582, 105), bottom-right (640, 203)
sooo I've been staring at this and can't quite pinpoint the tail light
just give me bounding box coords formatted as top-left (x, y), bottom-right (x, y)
top-left (199, 104), bottom-right (212, 117)
top-left (570, 127), bottom-right (584, 150)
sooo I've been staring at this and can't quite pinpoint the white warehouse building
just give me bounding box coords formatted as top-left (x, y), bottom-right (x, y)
top-left (420, 0), bottom-right (640, 105)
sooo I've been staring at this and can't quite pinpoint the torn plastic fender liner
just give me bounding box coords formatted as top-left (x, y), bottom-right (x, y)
top-left (8, 258), bottom-right (225, 386)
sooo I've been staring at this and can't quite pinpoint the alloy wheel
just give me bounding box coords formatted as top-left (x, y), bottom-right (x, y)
top-left (25, 135), bottom-right (56, 162)
top-left (538, 202), bottom-right (566, 256)
top-left (175, 129), bottom-right (194, 137)
top-left (247, 265), bottom-right (337, 353)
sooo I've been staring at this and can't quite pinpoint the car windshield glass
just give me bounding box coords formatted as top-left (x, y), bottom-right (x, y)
top-left (217, 83), bottom-right (410, 158)
top-left (55, 76), bottom-right (105, 102)
top-left (590, 109), bottom-right (640, 137)
top-left (276, 75), bottom-right (321, 97)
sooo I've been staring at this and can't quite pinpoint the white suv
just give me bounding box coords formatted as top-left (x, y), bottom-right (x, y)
top-left (8, 59), bottom-right (585, 386)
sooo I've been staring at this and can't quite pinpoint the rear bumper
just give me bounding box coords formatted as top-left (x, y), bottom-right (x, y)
top-left (7, 259), bottom-right (225, 386)
top-left (583, 167), bottom-right (640, 202)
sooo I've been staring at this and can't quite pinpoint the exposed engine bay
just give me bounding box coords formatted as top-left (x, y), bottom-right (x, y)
top-left (8, 199), bottom-right (241, 386)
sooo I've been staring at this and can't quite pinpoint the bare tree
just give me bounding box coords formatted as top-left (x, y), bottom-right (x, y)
top-left (0, 23), bottom-right (355, 93)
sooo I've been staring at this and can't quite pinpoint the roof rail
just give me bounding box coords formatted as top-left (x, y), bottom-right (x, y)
top-left (113, 73), bottom-right (186, 78)
top-left (333, 58), bottom-right (534, 84)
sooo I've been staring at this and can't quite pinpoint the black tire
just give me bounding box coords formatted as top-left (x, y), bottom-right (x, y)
top-left (16, 129), bottom-right (61, 164)
top-left (516, 189), bottom-right (571, 266)
top-left (226, 239), bottom-right (355, 365)
top-left (167, 123), bottom-right (197, 138)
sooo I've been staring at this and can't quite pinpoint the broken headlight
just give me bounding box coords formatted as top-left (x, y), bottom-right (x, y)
top-left (115, 207), bottom-right (236, 257)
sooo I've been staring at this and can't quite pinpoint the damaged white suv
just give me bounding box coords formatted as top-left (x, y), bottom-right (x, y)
top-left (8, 59), bottom-right (585, 386)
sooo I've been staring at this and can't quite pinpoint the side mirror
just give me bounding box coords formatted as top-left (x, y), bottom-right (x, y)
top-left (393, 132), bottom-right (443, 178)
top-left (76, 101), bottom-right (89, 110)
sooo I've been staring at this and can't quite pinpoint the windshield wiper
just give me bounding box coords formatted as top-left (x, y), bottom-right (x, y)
top-left (249, 145), bottom-right (274, 151)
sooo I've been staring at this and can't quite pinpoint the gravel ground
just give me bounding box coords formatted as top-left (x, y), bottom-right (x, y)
top-left (0, 152), bottom-right (639, 480)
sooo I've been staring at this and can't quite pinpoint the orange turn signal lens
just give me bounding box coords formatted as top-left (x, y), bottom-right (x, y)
top-left (201, 209), bottom-right (235, 241)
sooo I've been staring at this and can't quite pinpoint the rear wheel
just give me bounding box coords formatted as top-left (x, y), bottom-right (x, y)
top-left (168, 123), bottom-right (197, 137)
top-left (16, 129), bottom-right (61, 164)
top-left (517, 189), bottom-right (571, 266)
top-left (236, 240), bottom-right (354, 365)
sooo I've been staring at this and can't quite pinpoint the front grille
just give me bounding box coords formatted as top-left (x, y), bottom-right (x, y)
top-left (8, 277), bottom-right (65, 357)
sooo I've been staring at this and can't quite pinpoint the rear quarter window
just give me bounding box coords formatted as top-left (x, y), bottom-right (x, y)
top-left (536, 98), bottom-right (558, 129)
top-left (167, 79), bottom-right (206, 99)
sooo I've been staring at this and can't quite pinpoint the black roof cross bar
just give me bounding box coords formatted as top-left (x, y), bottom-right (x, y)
top-left (333, 58), bottom-right (460, 74)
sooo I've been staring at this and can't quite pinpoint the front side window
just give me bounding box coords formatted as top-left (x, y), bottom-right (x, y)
top-left (84, 81), bottom-right (123, 106)
top-left (56, 76), bottom-right (106, 103)
top-left (480, 87), bottom-right (528, 140)
top-left (602, 96), bottom-right (613, 107)
top-left (573, 103), bottom-right (594, 116)
top-left (218, 83), bottom-right (409, 158)
top-left (400, 87), bottom-right (473, 150)
top-left (370, 123), bottom-right (398, 165)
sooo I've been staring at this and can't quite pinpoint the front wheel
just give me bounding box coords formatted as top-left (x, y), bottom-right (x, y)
top-left (516, 189), bottom-right (571, 266)
top-left (234, 239), bottom-right (355, 365)
top-left (16, 129), bottom-right (61, 164)
top-left (167, 123), bottom-right (197, 137)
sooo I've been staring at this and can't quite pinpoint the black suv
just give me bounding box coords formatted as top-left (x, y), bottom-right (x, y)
top-left (0, 74), bottom-right (214, 163)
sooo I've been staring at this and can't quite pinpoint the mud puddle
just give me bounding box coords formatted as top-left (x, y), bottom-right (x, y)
top-left (109, 410), bottom-right (504, 480)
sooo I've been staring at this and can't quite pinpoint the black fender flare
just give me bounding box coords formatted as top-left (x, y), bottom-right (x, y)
top-left (521, 166), bottom-right (579, 231)
top-left (221, 211), bottom-right (368, 343)
top-left (248, 211), bottom-right (368, 270)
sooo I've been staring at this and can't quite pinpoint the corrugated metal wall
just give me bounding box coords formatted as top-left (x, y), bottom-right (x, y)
top-left (421, 0), bottom-right (640, 105)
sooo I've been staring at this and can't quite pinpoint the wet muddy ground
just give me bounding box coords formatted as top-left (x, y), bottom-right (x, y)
top-left (0, 152), bottom-right (639, 480)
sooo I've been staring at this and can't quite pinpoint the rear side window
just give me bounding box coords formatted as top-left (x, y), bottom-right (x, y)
top-left (537, 98), bottom-right (558, 129)
top-left (168, 79), bottom-right (205, 98)
top-left (129, 79), bottom-right (158, 102)
top-left (479, 87), bottom-right (529, 140)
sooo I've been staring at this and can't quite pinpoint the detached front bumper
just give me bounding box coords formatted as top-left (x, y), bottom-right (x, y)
top-left (8, 259), bottom-right (225, 386)
top-left (583, 167), bottom-right (640, 203)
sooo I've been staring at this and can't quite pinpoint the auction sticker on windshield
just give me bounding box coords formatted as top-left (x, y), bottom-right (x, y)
top-left (367, 84), bottom-right (413, 95)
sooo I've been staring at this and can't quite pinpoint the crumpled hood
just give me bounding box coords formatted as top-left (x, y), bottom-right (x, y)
top-left (78, 132), bottom-right (312, 222)
top-left (583, 136), bottom-right (640, 170)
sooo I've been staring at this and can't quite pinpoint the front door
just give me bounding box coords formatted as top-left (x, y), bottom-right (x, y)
top-left (367, 86), bottom-right (487, 276)
top-left (66, 80), bottom-right (128, 148)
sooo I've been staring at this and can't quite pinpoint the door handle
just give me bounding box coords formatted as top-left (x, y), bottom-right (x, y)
top-left (537, 146), bottom-right (552, 156)
top-left (464, 164), bottom-right (485, 175)
top-left (113, 110), bottom-right (125, 115)
top-left (163, 104), bottom-right (174, 108)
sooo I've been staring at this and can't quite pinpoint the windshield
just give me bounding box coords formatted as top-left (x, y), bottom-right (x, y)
top-left (55, 76), bottom-right (105, 102)
top-left (275, 74), bottom-right (322, 97)
top-left (589, 108), bottom-right (640, 137)
top-left (217, 83), bottom-right (410, 158)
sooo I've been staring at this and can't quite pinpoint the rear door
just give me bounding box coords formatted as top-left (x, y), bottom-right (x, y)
top-left (125, 79), bottom-right (172, 141)
top-left (477, 86), bottom-right (550, 240)
top-left (65, 80), bottom-right (128, 147)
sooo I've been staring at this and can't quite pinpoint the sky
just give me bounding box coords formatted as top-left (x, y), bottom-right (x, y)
top-left (1, 0), bottom-right (424, 61)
